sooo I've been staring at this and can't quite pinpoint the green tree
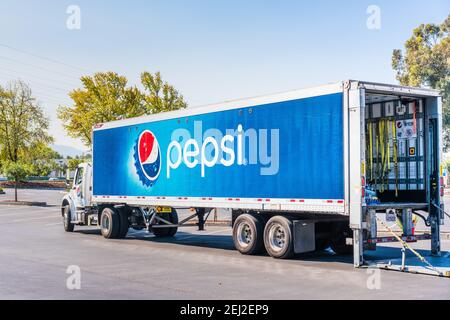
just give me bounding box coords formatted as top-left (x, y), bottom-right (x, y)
top-left (0, 81), bottom-right (53, 162)
top-left (392, 14), bottom-right (449, 147)
top-left (55, 161), bottom-right (68, 178)
top-left (30, 159), bottom-right (58, 177)
top-left (67, 158), bottom-right (84, 171)
top-left (23, 143), bottom-right (60, 177)
top-left (2, 161), bottom-right (32, 202)
top-left (141, 71), bottom-right (187, 114)
top-left (58, 72), bottom-right (142, 146)
top-left (83, 153), bottom-right (92, 160)
top-left (0, 80), bottom-right (53, 201)
top-left (58, 71), bottom-right (187, 147)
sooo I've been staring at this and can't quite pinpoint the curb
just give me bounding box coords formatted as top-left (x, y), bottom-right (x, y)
top-left (0, 201), bottom-right (47, 207)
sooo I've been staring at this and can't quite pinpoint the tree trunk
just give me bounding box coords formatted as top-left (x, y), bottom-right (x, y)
top-left (14, 178), bottom-right (18, 202)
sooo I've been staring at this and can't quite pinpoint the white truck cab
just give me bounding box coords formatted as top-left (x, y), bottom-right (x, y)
top-left (61, 163), bottom-right (93, 231)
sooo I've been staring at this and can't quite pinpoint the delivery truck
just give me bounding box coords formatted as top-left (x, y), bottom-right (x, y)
top-left (61, 80), bottom-right (449, 276)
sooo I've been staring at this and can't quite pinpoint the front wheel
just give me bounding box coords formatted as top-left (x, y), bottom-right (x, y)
top-left (63, 205), bottom-right (74, 232)
top-left (264, 216), bottom-right (294, 259)
top-left (100, 207), bottom-right (120, 239)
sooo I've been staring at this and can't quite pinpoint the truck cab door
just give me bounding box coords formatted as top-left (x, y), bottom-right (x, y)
top-left (72, 166), bottom-right (85, 208)
top-left (83, 164), bottom-right (93, 207)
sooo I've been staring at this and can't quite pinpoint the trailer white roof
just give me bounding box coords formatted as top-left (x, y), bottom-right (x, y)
top-left (358, 80), bottom-right (440, 97)
top-left (94, 80), bottom-right (440, 131)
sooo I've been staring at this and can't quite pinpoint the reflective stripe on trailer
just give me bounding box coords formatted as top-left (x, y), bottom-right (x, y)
top-left (92, 195), bottom-right (345, 204)
top-left (91, 195), bottom-right (346, 213)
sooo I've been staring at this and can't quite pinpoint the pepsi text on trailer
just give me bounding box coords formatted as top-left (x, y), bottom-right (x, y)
top-left (136, 120), bottom-right (280, 186)
top-left (167, 121), bottom-right (279, 179)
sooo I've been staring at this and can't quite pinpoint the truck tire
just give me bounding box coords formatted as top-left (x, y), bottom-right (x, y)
top-left (150, 208), bottom-right (178, 237)
top-left (264, 216), bottom-right (294, 259)
top-left (117, 207), bottom-right (130, 239)
top-left (166, 209), bottom-right (179, 237)
top-left (100, 207), bottom-right (120, 239)
top-left (330, 225), bottom-right (353, 255)
top-left (63, 205), bottom-right (74, 232)
top-left (232, 214), bottom-right (265, 255)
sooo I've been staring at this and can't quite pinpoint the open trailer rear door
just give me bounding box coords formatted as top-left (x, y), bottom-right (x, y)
top-left (347, 80), bottom-right (450, 277)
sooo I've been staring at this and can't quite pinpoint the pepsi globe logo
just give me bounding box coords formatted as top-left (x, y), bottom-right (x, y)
top-left (135, 130), bottom-right (161, 186)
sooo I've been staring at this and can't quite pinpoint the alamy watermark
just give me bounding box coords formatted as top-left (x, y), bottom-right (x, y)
top-left (366, 267), bottom-right (381, 290)
top-left (66, 265), bottom-right (81, 290)
top-left (167, 121), bottom-right (280, 178)
top-left (66, 5), bottom-right (81, 30)
top-left (366, 5), bottom-right (381, 30)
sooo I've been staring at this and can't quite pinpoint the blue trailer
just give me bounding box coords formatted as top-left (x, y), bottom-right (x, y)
top-left (61, 80), bottom-right (449, 276)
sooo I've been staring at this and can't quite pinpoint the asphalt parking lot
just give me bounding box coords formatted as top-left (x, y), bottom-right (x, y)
top-left (0, 188), bottom-right (449, 299)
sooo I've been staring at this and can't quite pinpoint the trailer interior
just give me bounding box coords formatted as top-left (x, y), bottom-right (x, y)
top-left (359, 88), bottom-right (448, 277)
top-left (365, 93), bottom-right (432, 205)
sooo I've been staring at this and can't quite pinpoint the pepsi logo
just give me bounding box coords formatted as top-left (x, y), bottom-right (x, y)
top-left (135, 130), bottom-right (161, 185)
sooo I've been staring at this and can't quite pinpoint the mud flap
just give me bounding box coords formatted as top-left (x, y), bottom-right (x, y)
top-left (293, 220), bottom-right (315, 254)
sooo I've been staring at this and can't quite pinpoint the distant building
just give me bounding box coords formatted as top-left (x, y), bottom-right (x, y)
top-left (49, 159), bottom-right (69, 179)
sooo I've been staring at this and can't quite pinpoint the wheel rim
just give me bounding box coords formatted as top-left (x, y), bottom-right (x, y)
top-left (102, 214), bottom-right (110, 230)
top-left (63, 208), bottom-right (69, 227)
top-left (236, 222), bottom-right (253, 248)
top-left (268, 223), bottom-right (286, 252)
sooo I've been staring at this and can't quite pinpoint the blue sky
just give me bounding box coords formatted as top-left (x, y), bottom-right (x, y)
top-left (0, 0), bottom-right (448, 150)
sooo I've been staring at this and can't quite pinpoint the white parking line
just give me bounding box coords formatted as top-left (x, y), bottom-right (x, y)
top-left (12, 215), bottom-right (59, 222)
top-left (0, 210), bottom-right (59, 218)
top-left (0, 206), bottom-right (29, 212)
top-left (0, 204), bottom-right (59, 210)
top-left (0, 215), bottom-right (60, 225)
top-left (45, 222), bottom-right (61, 226)
top-left (0, 207), bottom-right (58, 212)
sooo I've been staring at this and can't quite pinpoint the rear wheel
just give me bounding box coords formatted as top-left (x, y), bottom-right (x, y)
top-left (264, 216), bottom-right (294, 259)
top-left (63, 205), bottom-right (74, 232)
top-left (100, 207), bottom-right (120, 239)
top-left (150, 208), bottom-right (178, 237)
top-left (232, 213), bottom-right (265, 255)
